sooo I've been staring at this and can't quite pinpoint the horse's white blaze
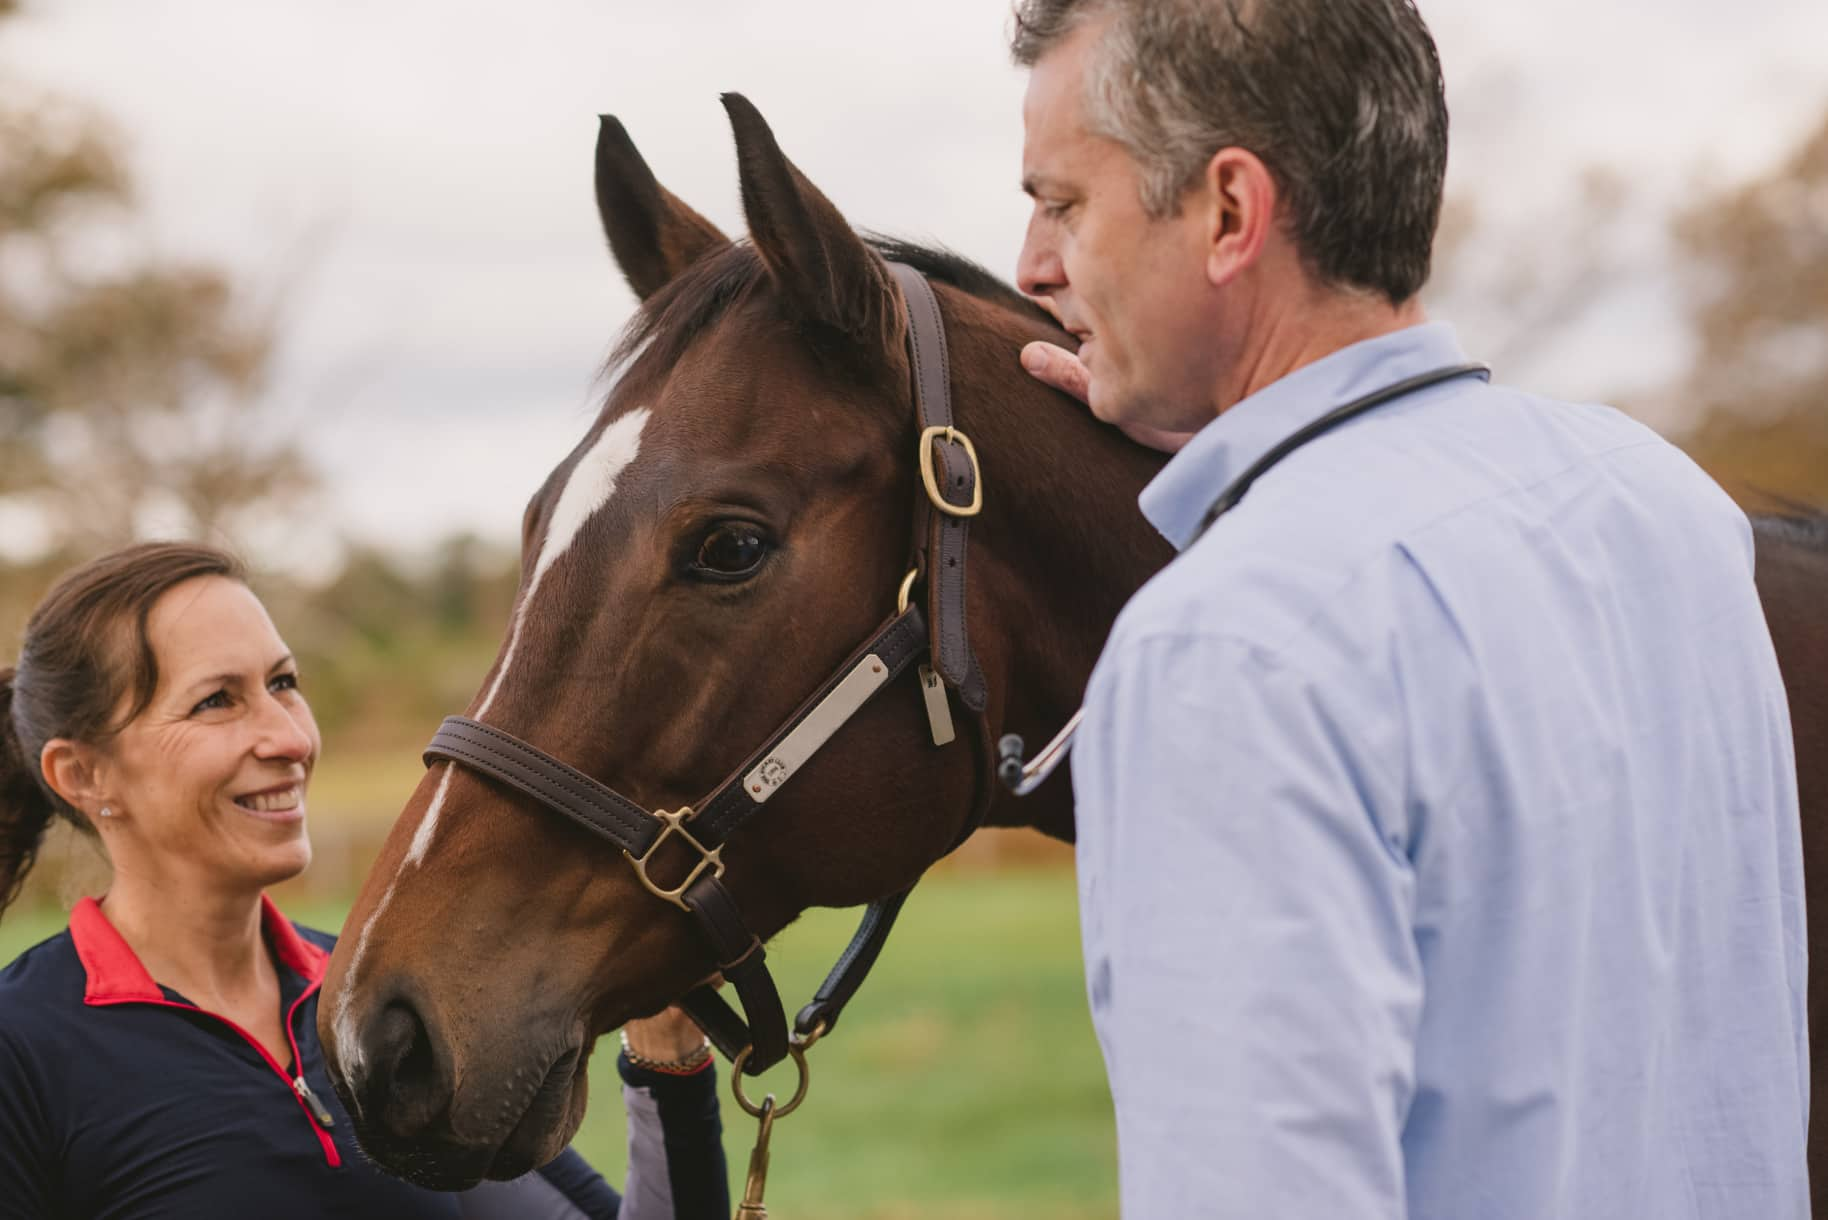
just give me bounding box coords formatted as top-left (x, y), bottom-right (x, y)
top-left (335, 408), bottom-right (651, 1073)
top-left (531, 407), bottom-right (653, 591)
top-left (330, 908), bottom-right (374, 1082)
top-left (331, 762), bottom-right (456, 1084)
top-left (473, 406), bottom-right (653, 720)
top-left (406, 405), bottom-right (652, 867)
top-left (403, 756), bottom-right (458, 868)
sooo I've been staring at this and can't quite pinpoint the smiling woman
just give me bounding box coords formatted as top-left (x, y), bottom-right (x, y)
top-left (0, 543), bottom-right (729, 1220)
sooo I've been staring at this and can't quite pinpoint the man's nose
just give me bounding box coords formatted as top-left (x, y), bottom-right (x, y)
top-left (1015, 215), bottom-right (1065, 300)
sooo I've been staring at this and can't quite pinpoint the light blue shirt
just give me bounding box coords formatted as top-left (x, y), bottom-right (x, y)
top-left (1072, 323), bottom-right (1808, 1219)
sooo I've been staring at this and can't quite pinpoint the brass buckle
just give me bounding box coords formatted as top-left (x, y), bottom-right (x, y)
top-left (622, 807), bottom-right (724, 910)
top-left (918, 425), bottom-right (983, 518)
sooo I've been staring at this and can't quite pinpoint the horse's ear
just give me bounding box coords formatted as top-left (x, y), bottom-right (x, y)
top-left (721, 92), bottom-right (898, 352)
top-left (596, 115), bottom-right (730, 301)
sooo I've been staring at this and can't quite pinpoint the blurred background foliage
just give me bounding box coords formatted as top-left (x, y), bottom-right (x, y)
top-left (1673, 115), bottom-right (1828, 506)
top-left (5, 75), bottom-right (1823, 758)
top-left (1, 0), bottom-right (1822, 987)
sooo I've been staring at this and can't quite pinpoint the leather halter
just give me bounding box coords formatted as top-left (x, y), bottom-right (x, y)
top-left (423, 263), bottom-right (993, 1076)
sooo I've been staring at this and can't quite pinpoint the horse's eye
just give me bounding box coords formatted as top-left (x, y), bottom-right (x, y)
top-left (691, 523), bottom-right (770, 581)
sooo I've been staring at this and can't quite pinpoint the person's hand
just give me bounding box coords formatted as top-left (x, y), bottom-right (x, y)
top-left (623, 1006), bottom-right (707, 1063)
top-left (1020, 338), bottom-right (1092, 406)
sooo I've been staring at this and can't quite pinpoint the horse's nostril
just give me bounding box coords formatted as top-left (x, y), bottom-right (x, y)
top-left (367, 995), bottom-right (450, 1136)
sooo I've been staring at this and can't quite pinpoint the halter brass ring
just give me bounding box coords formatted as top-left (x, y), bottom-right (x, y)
top-left (794, 1019), bottom-right (828, 1053)
top-left (896, 568), bottom-right (919, 615)
top-left (731, 1042), bottom-right (811, 1119)
top-left (918, 426), bottom-right (984, 518)
top-left (622, 807), bottom-right (725, 911)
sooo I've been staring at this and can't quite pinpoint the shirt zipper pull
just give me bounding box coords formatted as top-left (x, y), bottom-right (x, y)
top-left (294, 1075), bottom-right (337, 1128)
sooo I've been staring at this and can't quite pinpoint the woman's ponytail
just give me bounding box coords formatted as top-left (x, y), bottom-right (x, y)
top-left (0, 666), bottom-right (57, 916)
top-left (0, 541), bottom-right (245, 922)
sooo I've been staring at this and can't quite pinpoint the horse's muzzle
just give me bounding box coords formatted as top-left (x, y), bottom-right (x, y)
top-left (326, 979), bottom-right (584, 1190)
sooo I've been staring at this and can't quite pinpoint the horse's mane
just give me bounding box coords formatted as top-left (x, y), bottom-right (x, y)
top-left (608, 236), bottom-right (1051, 376)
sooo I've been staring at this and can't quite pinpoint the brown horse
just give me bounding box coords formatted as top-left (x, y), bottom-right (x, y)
top-left (317, 95), bottom-right (1828, 1194)
top-left (1753, 513), bottom-right (1828, 1206)
top-left (318, 94), bottom-right (1167, 1187)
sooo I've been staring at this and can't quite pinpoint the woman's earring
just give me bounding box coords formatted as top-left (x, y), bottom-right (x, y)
top-left (98, 806), bottom-right (113, 819)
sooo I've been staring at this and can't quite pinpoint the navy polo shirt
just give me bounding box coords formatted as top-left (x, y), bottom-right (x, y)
top-left (0, 897), bottom-right (721, 1219)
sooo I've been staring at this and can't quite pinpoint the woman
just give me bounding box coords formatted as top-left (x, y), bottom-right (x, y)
top-left (0, 543), bottom-right (728, 1219)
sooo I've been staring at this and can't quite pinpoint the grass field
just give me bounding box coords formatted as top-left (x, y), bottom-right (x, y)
top-left (0, 870), bottom-right (1117, 1219)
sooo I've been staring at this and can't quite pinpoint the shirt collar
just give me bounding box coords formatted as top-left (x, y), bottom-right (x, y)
top-left (1139, 322), bottom-right (1475, 551)
top-left (71, 893), bottom-right (330, 1004)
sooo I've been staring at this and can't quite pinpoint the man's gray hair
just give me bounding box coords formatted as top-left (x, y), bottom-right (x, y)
top-left (1011, 0), bottom-right (1449, 303)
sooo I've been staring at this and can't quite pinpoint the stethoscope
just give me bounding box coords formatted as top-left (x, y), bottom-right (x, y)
top-left (996, 361), bottom-right (1492, 796)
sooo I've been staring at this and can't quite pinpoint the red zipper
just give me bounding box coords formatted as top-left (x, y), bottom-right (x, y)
top-left (87, 982), bottom-right (341, 1168)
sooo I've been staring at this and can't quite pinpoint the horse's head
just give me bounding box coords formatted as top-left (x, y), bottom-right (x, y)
top-left (317, 95), bottom-right (1021, 1186)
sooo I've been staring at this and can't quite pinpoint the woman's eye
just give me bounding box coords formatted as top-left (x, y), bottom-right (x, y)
top-left (690, 524), bottom-right (770, 581)
top-left (270, 672), bottom-right (301, 694)
top-left (192, 690), bottom-right (231, 715)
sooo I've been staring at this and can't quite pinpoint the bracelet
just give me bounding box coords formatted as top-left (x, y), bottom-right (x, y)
top-left (620, 1029), bottom-right (714, 1075)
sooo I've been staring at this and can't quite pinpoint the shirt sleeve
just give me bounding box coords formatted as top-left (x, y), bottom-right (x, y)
top-left (460, 1156), bottom-right (618, 1220)
top-left (0, 1026), bottom-right (54, 1220)
top-left (616, 1054), bottom-right (729, 1220)
top-left (534, 1147), bottom-right (625, 1219)
top-left (1074, 630), bottom-right (1424, 1219)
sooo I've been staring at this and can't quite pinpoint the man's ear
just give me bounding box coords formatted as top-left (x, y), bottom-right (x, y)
top-left (1201, 147), bottom-right (1278, 289)
top-left (40, 739), bottom-right (106, 823)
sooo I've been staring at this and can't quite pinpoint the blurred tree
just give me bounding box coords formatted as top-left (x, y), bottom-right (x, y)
top-left (1671, 112), bottom-right (1828, 506)
top-left (265, 540), bottom-right (517, 749)
top-left (0, 0), bottom-right (315, 556)
top-left (1427, 108), bottom-right (1827, 510)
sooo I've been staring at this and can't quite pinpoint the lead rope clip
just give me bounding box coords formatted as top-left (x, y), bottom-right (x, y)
top-left (735, 1095), bottom-right (776, 1219)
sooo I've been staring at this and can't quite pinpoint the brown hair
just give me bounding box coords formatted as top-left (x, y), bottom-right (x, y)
top-left (0, 542), bottom-right (247, 915)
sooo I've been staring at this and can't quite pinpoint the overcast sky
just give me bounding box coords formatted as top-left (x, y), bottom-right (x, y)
top-left (8, 0), bottom-right (1828, 565)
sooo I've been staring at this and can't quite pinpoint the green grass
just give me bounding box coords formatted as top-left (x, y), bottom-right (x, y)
top-left (1, 872), bottom-right (1116, 1219)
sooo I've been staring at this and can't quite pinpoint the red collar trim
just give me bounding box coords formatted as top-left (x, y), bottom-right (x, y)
top-left (71, 894), bottom-right (330, 1005)
top-left (261, 893), bottom-right (331, 984)
top-left (70, 898), bottom-right (160, 1002)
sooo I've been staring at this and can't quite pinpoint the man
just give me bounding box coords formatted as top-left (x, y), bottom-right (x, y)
top-left (1007, 2), bottom-right (1809, 1216)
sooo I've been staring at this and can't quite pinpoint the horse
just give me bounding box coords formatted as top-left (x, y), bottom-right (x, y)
top-left (1752, 512), bottom-right (1828, 1206)
top-left (317, 93), bottom-right (1168, 1188)
top-left (316, 94), bottom-right (1828, 1198)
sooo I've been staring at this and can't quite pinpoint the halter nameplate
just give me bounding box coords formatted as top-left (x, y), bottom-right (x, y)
top-left (744, 652), bottom-right (892, 802)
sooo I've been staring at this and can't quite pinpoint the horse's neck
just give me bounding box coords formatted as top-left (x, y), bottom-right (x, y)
top-left (1753, 515), bottom-right (1828, 816)
top-left (946, 291), bottom-right (1175, 840)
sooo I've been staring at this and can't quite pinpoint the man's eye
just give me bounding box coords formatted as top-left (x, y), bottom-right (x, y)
top-left (689, 523), bottom-right (771, 582)
top-left (192, 690), bottom-right (231, 714)
top-left (1042, 199), bottom-right (1073, 220)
